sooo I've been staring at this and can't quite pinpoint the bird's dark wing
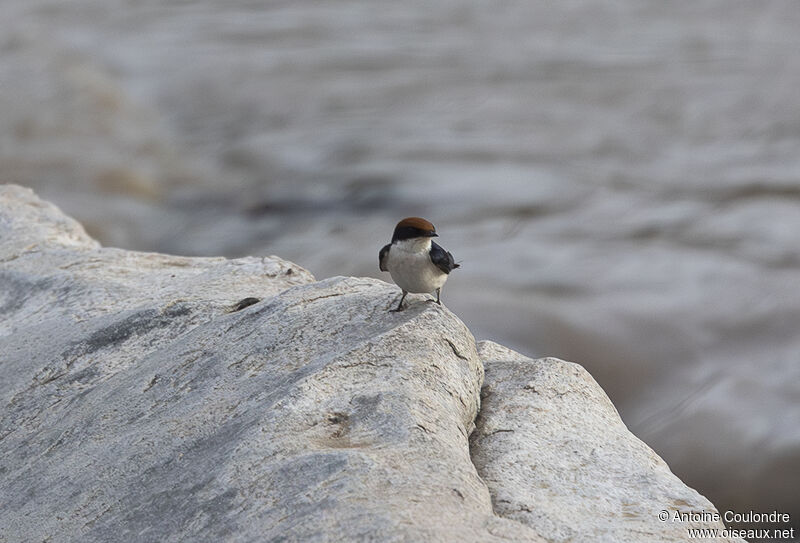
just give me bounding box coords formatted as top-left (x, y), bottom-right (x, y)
top-left (379, 243), bottom-right (391, 272)
top-left (430, 241), bottom-right (460, 274)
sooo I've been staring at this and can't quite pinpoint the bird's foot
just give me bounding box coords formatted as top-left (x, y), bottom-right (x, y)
top-left (390, 292), bottom-right (408, 312)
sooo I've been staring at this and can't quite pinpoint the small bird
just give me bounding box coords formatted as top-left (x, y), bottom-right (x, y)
top-left (379, 217), bottom-right (460, 311)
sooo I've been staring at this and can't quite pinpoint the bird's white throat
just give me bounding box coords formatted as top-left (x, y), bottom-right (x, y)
top-left (393, 237), bottom-right (432, 254)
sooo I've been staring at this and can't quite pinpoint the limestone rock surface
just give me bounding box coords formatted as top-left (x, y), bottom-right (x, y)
top-left (472, 341), bottom-right (744, 543)
top-left (1, 185), bottom-right (739, 542)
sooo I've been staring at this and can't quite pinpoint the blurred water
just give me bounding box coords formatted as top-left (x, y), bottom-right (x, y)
top-left (3, 0), bottom-right (799, 527)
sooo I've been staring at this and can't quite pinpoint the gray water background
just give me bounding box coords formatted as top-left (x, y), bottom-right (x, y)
top-left (3, 0), bottom-right (799, 528)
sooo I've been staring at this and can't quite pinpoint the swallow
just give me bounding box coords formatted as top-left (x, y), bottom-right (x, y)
top-left (379, 217), bottom-right (459, 311)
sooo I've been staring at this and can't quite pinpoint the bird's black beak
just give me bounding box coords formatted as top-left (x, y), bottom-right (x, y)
top-left (428, 231), bottom-right (438, 237)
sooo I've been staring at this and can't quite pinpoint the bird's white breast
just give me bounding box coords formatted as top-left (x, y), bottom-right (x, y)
top-left (386, 238), bottom-right (448, 294)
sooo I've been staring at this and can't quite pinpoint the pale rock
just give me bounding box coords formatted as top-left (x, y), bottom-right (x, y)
top-left (0, 186), bottom-right (736, 542)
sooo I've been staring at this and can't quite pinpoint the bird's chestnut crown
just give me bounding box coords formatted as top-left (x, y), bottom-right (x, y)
top-left (392, 217), bottom-right (438, 242)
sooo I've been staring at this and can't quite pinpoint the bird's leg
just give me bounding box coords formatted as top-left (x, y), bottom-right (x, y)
top-left (390, 291), bottom-right (407, 312)
top-left (426, 288), bottom-right (442, 304)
